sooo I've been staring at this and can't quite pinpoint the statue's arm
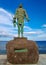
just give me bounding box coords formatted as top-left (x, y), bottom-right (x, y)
top-left (13, 9), bottom-right (17, 27)
top-left (24, 10), bottom-right (29, 21)
top-left (13, 9), bottom-right (18, 22)
top-left (13, 16), bottom-right (16, 27)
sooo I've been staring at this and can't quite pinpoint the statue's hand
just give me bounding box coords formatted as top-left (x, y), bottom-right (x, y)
top-left (13, 19), bottom-right (16, 27)
top-left (13, 23), bottom-right (16, 27)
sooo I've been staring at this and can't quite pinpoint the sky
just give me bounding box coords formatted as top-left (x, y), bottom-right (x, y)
top-left (0, 0), bottom-right (46, 41)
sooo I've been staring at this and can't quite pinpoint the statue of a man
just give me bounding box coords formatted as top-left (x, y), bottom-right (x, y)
top-left (13, 4), bottom-right (29, 37)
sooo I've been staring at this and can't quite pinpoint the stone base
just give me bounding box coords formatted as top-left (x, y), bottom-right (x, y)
top-left (6, 37), bottom-right (39, 64)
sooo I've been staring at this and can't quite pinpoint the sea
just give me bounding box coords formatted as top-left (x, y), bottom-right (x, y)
top-left (0, 41), bottom-right (46, 54)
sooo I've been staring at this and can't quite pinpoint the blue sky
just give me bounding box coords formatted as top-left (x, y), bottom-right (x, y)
top-left (0, 0), bottom-right (46, 41)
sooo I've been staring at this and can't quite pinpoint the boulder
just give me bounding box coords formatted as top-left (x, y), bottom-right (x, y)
top-left (6, 37), bottom-right (39, 64)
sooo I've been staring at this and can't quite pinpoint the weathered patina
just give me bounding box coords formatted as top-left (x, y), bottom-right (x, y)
top-left (13, 4), bottom-right (29, 37)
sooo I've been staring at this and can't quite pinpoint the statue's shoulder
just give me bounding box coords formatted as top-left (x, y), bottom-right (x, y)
top-left (21, 8), bottom-right (25, 11)
top-left (21, 8), bottom-right (26, 12)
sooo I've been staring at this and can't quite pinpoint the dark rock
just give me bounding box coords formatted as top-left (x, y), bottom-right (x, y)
top-left (6, 37), bottom-right (39, 64)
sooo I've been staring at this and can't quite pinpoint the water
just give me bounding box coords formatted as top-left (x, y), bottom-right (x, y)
top-left (0, 41), bottom-right (46, 54)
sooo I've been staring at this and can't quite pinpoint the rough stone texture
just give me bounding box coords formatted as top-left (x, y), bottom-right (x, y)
top-left (6, 37), bottom-right (39, 64)
top-left (1, 54), bottom-right (46, 65)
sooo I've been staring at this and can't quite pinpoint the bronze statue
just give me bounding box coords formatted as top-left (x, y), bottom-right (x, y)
top-left (13, 4), bottom-right (29, 37)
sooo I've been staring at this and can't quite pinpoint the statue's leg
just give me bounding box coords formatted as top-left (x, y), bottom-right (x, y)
top-left (18, 24), bottom-right (21, 37)
top-left (21, 23), bottom-right (24, 37)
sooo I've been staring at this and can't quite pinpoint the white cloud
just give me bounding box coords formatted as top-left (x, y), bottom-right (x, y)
top-left (38, 33), bottom-right (46, 38)
top-left (42, 24), bottom-right (46, 27)
top-left (36, 33), bottom-right (46, 41)
top-left (24, 26), bottom-right (32, 31)
top-left (24, 29), bottom-right (43, 35)
top-left (24, 29), bottom-right (46, 41)
top-left (0, 8), bottom-right (13, 26)
top-left (0, 8), bottom-right (13, 19)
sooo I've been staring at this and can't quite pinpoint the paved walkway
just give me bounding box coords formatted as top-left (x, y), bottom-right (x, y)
top-left (0, 54), bottom-right (46, 65)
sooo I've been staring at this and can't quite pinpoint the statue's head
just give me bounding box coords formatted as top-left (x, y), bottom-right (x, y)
top-left (19, 4), bottom-right (22, 8)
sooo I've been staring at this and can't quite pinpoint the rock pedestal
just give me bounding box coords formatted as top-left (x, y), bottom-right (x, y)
top-left (6, 37), bottom-right (39, 64)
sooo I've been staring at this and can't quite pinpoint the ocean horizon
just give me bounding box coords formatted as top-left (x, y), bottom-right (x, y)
top-left (0, 41), bottom-right (46, 54)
